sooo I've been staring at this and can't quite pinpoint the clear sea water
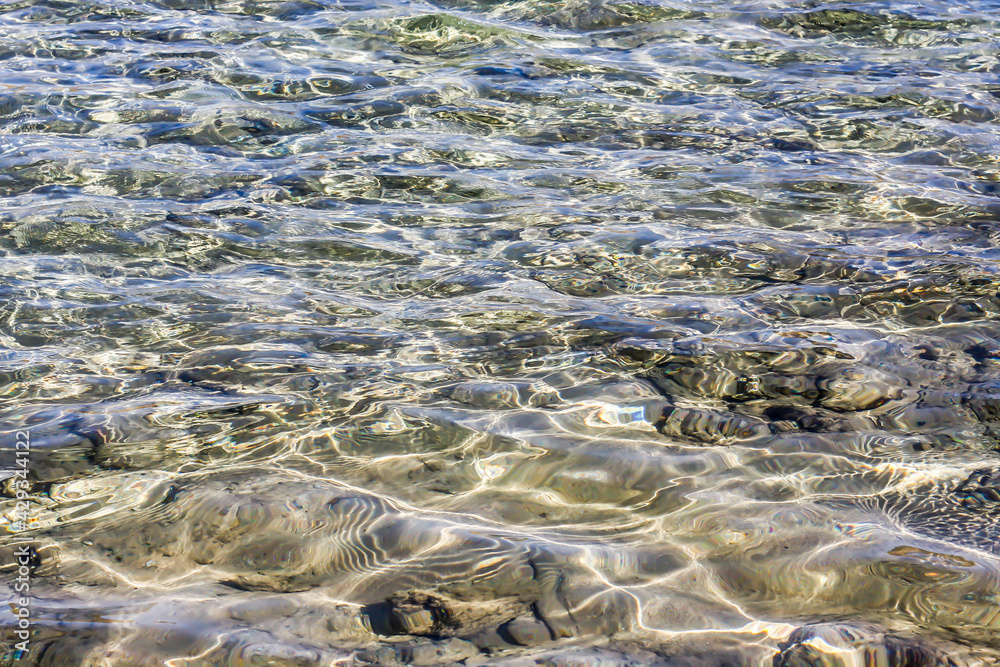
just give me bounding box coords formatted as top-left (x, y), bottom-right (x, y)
top-left (2, 0), bottom-right (1000, 664)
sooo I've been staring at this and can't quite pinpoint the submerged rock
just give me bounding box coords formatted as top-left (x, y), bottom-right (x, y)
top-left (655, 405), bottom-right (772, 445)
top-left (954, 468), bottom-right (1000, 506)
top-left (368, 588), bottom-right (537, 640)
top-left (774, 623), bottom-right (953, 667)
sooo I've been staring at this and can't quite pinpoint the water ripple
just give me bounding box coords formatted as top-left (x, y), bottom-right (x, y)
top-left (2, 0), bottom-right (1000, 664)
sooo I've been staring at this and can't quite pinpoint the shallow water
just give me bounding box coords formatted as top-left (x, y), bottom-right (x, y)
top-left (1, 0), bottom-right (1000, 664)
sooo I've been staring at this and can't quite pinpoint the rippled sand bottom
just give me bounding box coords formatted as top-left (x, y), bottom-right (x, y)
top-left (4, 333), bottom-right (1000, 665)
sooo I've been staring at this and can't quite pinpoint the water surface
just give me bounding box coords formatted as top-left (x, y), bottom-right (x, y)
top-left (2, 0), bottom-right (1000, 664)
